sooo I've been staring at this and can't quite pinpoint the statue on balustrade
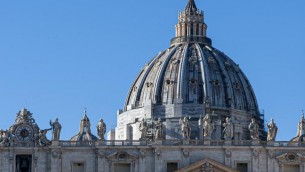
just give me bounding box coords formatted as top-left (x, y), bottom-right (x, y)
top-left (180, 117), bottom-right (191, 139)
top-left (154, 118), bottom-right (163, 140)
top-left (139, 118), bottom-right (148, 140)
top-left (202, 114), bottom-right (214, 138)
top-left (248, 118), bottom-right (259, 140)
top-left (0, 130), bottom-right (10, 146)
top-left (50, 118), bottom-right (62, 141)
top-left (223, 117), bottom-right (234, 140)
top-left (97, 118), bottom-right (106, 140)
top-left (266, 118), bottom-right (278, 141)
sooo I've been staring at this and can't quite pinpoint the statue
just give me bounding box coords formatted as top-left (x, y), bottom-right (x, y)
top-left (179, 117), bottom-right (191, 139)
top-left (154, 118), bottom-right (163, 140)
top-left (248, 118), bottom-right (259, 140)
top-left (37, 129), bottom-right (51, 146)
top-left (50, 118), bottom-right (62, 141)
top-left (0, 130), bottom-right (9, 146)
top-left (223, 117), bottom-right (234, 140)
top-left (202, 114), bottom-right (214, 138)
top-left (139, 118), bottom-right (148, 140)
top-left (297, 114), bottom-right (305, 137)
top-left (97, 118), bottom-right (106, 140)
top-left (266, 118), bottom-right (278, 141)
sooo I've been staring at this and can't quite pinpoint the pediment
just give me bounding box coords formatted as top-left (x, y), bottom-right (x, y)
top-left (176, 158), bottom-right (238, 172)
top-left (106, 151), bottom-right (138, 161)
top-left (276, 152), bottom-right (305, 164)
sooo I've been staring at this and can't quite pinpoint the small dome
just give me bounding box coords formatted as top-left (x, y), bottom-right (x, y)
top-left (290, 113), bottom-right (305, 142)
top-left (70, 111), bottom-right (97, 141)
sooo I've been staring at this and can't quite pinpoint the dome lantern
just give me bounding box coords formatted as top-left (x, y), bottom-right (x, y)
top-left (172, 0), bottom-right (211, 45)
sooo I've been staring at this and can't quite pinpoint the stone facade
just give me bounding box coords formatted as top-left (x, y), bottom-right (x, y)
top-left (1, 1), bottom-right (304, 172)
top-left (1, 139), bottom-right (305, 172)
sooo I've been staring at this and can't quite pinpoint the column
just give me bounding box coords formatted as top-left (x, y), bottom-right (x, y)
top-left (187, 24), bottom-right (191, 36)
top-left (202, 24), bottom-right (206, 37)
top-left (193, 23), bottom-right (197, 36)
top-left (182, 24), bottom-right (186, 36)
top-left (198, 23), bottom-right (203, 36)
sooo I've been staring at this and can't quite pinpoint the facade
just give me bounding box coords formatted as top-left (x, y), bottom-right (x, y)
top-left (0, 1), bottom-right (304, 172)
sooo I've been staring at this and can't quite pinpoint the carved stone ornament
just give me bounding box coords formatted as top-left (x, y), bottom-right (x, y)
top-left (268, 150), bottom-right (275, 159)
top-left (200, 162), bottom-right (214, 172)
top-left (252, 149), bottom-right (259, 159)
top-left (154, 149), bottom-right (161, 159)
top-left (285, 152), bottom-right (298, 162)
top-left (96, 150), bottom-right (105, 159)
top-left (182, 148), bottom-right (189, 157)
top-left (51, 150), bottom-right (61, 159)
top-left (225, 149), bottom-right (231, 158)
top-left (106, 151), bottom-right (138, 162)
top-left (139, 149), bottom-right (146, 158)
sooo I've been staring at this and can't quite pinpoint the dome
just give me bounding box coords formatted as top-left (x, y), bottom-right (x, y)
top-left (70, 111), bottom-right (98, 141)
top-left (116, 0), bottom-right (265, 141)
top-left (125, 43), bottom-right (258, 113)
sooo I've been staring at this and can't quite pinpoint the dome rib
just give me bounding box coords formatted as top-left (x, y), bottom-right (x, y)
top-left (137, 56), bottom-right (161, 104)
top-left (178, 43), bottom-right (190, 102)
top-left (154, 46), bottom-right (179, 104)
top-left (211, 49), bottom-right (233, 108)
top-left (125, 53), bottom-right (163, 109)
top-left (196, 44), bottom-right (210, 103)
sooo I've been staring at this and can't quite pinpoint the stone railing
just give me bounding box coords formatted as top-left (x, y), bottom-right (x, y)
top-left (4, 140), bottom-right (305, 148)
top-left (57, 140), bottom-right (305, 147)
top-left (60, 140), bottom-right (151, 147)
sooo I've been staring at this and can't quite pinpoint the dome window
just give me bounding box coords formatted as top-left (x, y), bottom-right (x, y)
top-left (189, 78), bottom-right (197, 84)
top-left (156, 60), bottom-right (163, 66)
top-left (208, 57), bottom-right (215, 63)
top-left (133, 86), bottom-right (138, 92)
top-left (212, 80), bottom-right (221, 86)
top-left (146, 82), bottom-right (153, 88)
top-left (234, 82), bottom-right (241, 90)
top-left (166, 79), bottom-right (173, 85)
top-left (225, 61), bottom-right (231, 66)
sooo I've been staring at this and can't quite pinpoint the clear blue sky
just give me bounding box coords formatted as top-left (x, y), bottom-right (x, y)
top-left (0, 0), bottom-right (304, 141)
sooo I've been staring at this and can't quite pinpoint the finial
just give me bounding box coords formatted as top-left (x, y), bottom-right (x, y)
top-left (302, 109), bottom-right (304, 115)
top-left (185, 0), bottom-right (198, 14)
top-left (301, 111), bottom-right (305, 122)
top-left (84, 108), bottom-right (88, 117)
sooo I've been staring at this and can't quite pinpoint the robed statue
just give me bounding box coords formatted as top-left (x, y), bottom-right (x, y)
top-left (0, 130), bottom-right (9, 146)
top-left (97, 118), bottom-right (106, 140)
top-left (266, 118), bottom-right (278, 141)
top-left (179, 117), bottom-right (191, 139)
top-left (248, 118), bottom-right (259, 140)
top-left (223, 117), bottom-right (234, 140)
top-left (154, 118), bottom-right (163, 140)
top-left (202, 114), bottom-right (214, 138)
top-left (50, 118), bottom-right (62, 141)
top-left (139, 118), bottom-right (148, 140)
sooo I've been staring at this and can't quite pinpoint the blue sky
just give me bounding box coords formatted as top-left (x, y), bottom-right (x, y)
top-left (0, 0), bottom-right (304, 141)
